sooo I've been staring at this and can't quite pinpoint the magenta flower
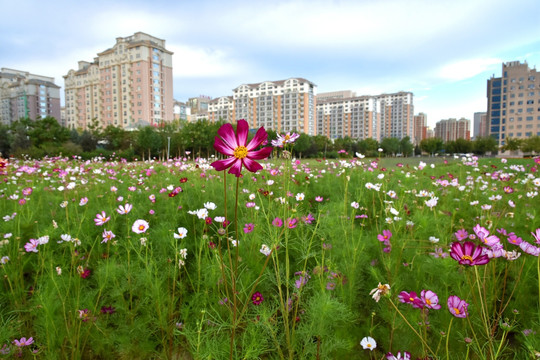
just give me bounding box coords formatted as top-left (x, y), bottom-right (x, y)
top-left (315, 196), bottom-right (323, 202)
top-left (386, 351), bottom-right (411, 360)
top-left (377, 230), bottom-right (392, 242)
top-left (251, 291), bottom-right (264, 305)
top-left (398, 291), bottom-right (423, 308)
top-left (272, 217), bottom-right (283, 227)
top-left (447, 295), bottom-right (469, 318)
top-left (94, 211), bottom-right (110, 226)
top-left (243, 223), bottom-right (254, 233)
top-left (286, 218), bottom-right (298, 229)
top-left (420, 290), bottom-right (441, 310)
top-left (532, 228), bottom-right (540, 244)
top-left (454, 229), bottom-right (468, 241)
top-left (12, 337), bottom-right (34, 347)
top-left (24, 239), bottom-right (39, 253)
top-left (210, 119), bottom-right (272, 177)
top-left (101, 229), bottom-right (116, 244)
top-left (450, 241), bottom-right (490, 266)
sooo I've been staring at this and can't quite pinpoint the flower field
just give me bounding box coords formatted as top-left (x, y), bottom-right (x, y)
top-left (0, 141), bottom-right (539, 358)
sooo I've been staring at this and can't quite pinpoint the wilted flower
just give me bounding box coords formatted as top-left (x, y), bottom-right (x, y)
top-left (370, 283), bottom-right (391, 302)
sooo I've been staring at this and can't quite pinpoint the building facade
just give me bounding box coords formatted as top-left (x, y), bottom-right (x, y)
top-left (473, 112), bottom-right (488, 139)
top-left (231, 78), bottom-right (317, 135)
top-left (413, 112), bottom-right (427, 145)
top-left (487, 61), bottom-right (540, 146)
top-left (0, 68), bottom-right (61, 125)
top-left (64, 32), bottom-right (173, 130)
top-left (434, 118), bottom-right (470, 142)
top-left (377, 92), bottom-right (414, 140)
top-left (316, 96), bottom-right (379, 140)
top-left (207, 96), bottom-right (235, 123)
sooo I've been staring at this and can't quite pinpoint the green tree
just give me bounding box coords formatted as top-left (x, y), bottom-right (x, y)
top-left (420, 138), bottom-right (444, 156)
top-left (136, 126), bottom-right (162, 160)
top-left (400, 136), bottom-right (414, 157)
top-left (80, 130), bottom-right (97, 152)
top-left (501, 137), bottom-right (522, 152)
top-left (521, 136), bottom-right (540, 153)
top-left (293, 133), bottom-right (311, 159)
top-left (472, 136), bottom-right (498, 155)
top-left (28, 116), bottom-right (69, 148)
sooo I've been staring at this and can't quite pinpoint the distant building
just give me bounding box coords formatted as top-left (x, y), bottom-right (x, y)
top-left (232, 78), bottom-right (317, 135)
top-left (316, 95), bottom-right (379, 140)
top-left (64, 32), bottom-right (174, 130)
top-left (473, 112), bottom-right (488, 138)
top-left (487, 61), bottom-right (540, 146)
top-left (426, 127), bottom-right (434, 139)
top-left (173, 100), bottom-right (189, 121)
top-left (207, 96), bottom-right (235, 123)
top-left (317, 90), bottom-right (356, 102)
top-left (413, 112), bottom-right (428, 145)
top-left (434, 118), bottom-right (470, 142)
top-left (187, 95), bottom-right (211, 116)
top-left (377, 92), bottom-right (414, 140)
top-left (0, 68), bottom-right (61, 125)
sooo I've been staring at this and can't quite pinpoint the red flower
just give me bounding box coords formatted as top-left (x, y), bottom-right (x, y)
top-left (252, 291), bottom-right (264, 305)
top-left (179, 177), bottom-right (188, 183)
top-left (450, 241), bottom-right (489, 266)
top-left (211, 119), bottom-right (272, 177)
top-left (80, 269), bottom-right (91, 278)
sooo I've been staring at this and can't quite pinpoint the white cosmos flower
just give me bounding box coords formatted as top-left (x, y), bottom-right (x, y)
top-left (132, 219), bottom-right (149, 234)
top-left (174, 227), bottom-right (188, 239)
top-left (360, 336), bottom-right (377, 351)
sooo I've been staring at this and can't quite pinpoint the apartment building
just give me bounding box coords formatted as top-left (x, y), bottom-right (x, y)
top-left (207, 96), bottom-right (235, 123)
top-left (0, 68), bottom-right (61, 125)
top-left (473, 112), bottom-right (488, 138)
top-left (316, 95), bottom-right (379, 140)
top-left (377, 92), bottom-right (414, 140)
top-left (64, 32), bottom-right (173, 130)
top-left (487, 61), bottom-right (540, 146)
top-left (230, 78), bottom-right (317, 135)
top-left (413, 112), bottom-right (427, 145)
top-left (434, 118), bottom-right (470, 142)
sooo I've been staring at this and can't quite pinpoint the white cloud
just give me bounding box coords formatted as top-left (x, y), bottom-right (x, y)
top-left (437, 58), bottom-right (501, 81)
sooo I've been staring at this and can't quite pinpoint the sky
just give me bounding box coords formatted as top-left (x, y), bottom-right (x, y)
top-left (2, 0), bottom-right (540, 128)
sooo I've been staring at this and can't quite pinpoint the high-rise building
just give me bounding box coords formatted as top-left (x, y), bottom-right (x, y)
top-left (232, 78), bottom-right (317, 135)
top-left (473, 112), bottom-right (488, 138)
top-left (316, 90), bottom-right (356, 102)
top-left (413, 112), bottom-right (427, 145)
top-left (207, 96), bottom-right (235, 123)
top-left (377, 92), bottom-right (414, 140)
top-left (0, 68), bottom-right (61, 125)
top-left (316, 96), bottom-right (379, 139)
top-left (434, 118), bottom-right (470, 142)
top-left (187, 95), bottom-right (211, 117)
top-left (64, 32), bottom-right (173, 130)
top-left (487, 61), bottom-right (540, 146)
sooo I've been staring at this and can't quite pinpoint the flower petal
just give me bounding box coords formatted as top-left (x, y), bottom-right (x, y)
top-left (236, 119), bottom-right (249, 147)
top-left (228, 159), bottom-right (243, 177)
top-left (211, 157), bottom-right (237, 172)
top-left (243, 157), bottom-right (263, 173)
top-left (217, 123), bottom-right (239, 149)
top-left (214, 137), bottom-right (235, 156)
top-left (246, 126), bottom-right (268, 151)
top-left (247, 146), bottom-right (272, 160)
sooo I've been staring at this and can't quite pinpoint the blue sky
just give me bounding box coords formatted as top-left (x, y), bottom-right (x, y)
top-left (2, 0), bottom-right (540, 127)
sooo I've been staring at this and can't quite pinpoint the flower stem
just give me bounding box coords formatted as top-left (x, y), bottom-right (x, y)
top-left (446, 317), bottom-right (453, 360)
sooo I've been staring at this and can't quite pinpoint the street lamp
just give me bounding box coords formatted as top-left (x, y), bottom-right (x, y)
top-left (167, 136), bottom-right (171, 160)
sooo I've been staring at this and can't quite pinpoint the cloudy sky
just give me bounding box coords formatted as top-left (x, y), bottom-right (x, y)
top-left (2, 0), bottom-right (540, 127)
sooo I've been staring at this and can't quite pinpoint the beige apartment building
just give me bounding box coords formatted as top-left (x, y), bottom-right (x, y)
top-left (315, 91), bottom-right (413, 141)
top-left (0, 68), bottom-right (61, 125)
top-left (230, 78), bottom-right (317, 135)
top-left (434, 118), bottom-right (470, 142)
top-left (64, 32), bottom-right (173, 130)
top-left (487, 61), bottom-right (540, 146)
top-left (207, 96), bottom-right (235, 123)
top-left (316, 95), bottom-right (379, 140)
top-left (413, 112), bottom-right (427, 145)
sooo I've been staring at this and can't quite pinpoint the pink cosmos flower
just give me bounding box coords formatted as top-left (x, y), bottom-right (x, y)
top-left (272, 217), bottom-right (283, 227)
top-left (386, 351), bottom-right (411, 360)
top-left (243, 223), bottom-right (254, 233)
top-left (454, 229), bottom-right (468, 241)
top-left (13, 337), bottom-right (34, 347)
top-left (94, 211), bottom-right (110, 226)
top-left (132, 219), bottom-right (149, 234)
top-left (398, 291), bottom-right (423, 308)
top-left (315, 196), bottom-right (323, 202)
top-left (420, 290), bottom-right (441, 310)
top-left (286, 218), bottom-right (298, 229)
top-left (22, 187), bottom-right (33, 196)
top-left (450, 241), bottom-right (490, 266)
top-left (210, 119), bottom-right (272, 177)
top-left (24, 239), bottom-right (39, 253)
top-left (101, 229), bottom-right (116, 243)
top-left (116, 203), bottom-right (132, 215)
top-left (447, 295), bottom-right (469, 318)
top-left (377, 230), bottom-right (392, 242)
top-left (532, 228), bottom-right (540, 245)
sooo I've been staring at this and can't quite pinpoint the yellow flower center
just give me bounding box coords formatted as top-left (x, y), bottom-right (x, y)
top-left (367, 344), bottom-right (371, 348)
top-left (139, 225), bottom-right (145, 231)
top-left (461, 255), bottom-right (473, 261)
top-left (234, 146), bottom-right (248, 159)
top-left (409, 297), bottom-right (415, 302)
top-left (454, 307), bottom-right (460, 315)
top-left (285, 134), bottom-right (290, 140)
top-left (426, 299), bottom-right (432, 305)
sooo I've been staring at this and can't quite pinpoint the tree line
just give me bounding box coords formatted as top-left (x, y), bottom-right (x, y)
top-left (0, 117), bottom-right (538, 160)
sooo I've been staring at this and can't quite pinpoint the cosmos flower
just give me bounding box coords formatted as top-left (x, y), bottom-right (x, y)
top-left (360, 336), bottom-right (377, 351)
top-left (94, 211), bottom-right (110, 226)
top-left (116, 203), bottom-right (132, 215)
top-left (420, 290), bottom-right (442, 310)
top-left (132, 219), bottom-right (149, 234)
top-left (398, 291), bottom-right (423, 308)
top-left (174, 227), bottom-right (188, 239)
top-left (12, 337), bottom-right (34, 347)
top-left (377, 230), bottom-right (392, 242)
top-left (450, 241), bottom-right (490, 266)
top-left (260, 244), bottom-right (271, 256)
top-left (210, 119), bottom-right (272, 177)
top-left (271, 132), bottom-right (300, 147)
top-left (386, 351), bottom-right (411, 360)
top-left (370, 283), bottom-right (391, 302)
top-left (447, 295), bottom-right (469, 318)
top-left (101, 230), bottom-right (115, 243)
top-left (251, 291), bottom-right (264, 305)
top-left (243, 223), bottom-right (254, 233)
top-left (24, 239), bottom-right (39, 253)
